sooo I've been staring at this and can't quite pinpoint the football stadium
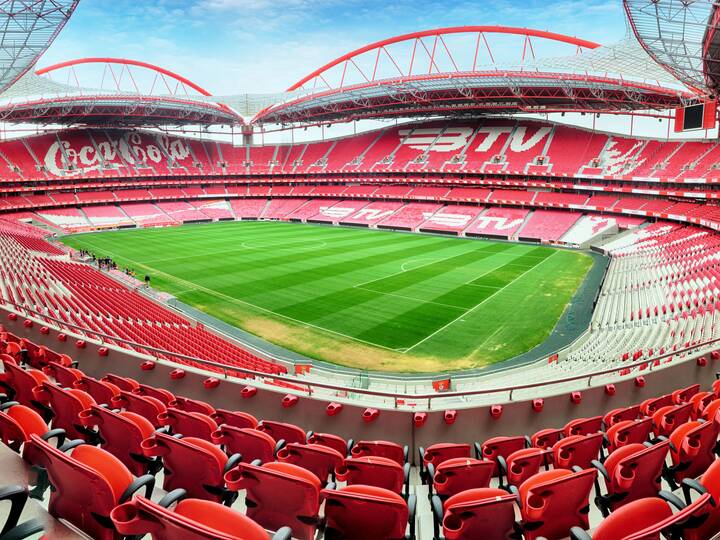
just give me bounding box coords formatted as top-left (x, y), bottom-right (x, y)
top-left (5, 0), bottom-right (720, 538)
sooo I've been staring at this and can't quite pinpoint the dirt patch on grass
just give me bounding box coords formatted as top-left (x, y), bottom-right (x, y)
top-left (243, 315), bottom-right (483, 373)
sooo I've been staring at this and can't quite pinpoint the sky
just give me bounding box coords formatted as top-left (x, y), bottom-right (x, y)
top-left (35, 0), bottom-right (700, 142)
top-left (42, 0), bottom-right (630, 95)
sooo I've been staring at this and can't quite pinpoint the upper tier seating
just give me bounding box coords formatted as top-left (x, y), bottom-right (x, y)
top-left (377, 203), bottom-right (443, 230)
top-left (465, 207), bottom-right (529, 238)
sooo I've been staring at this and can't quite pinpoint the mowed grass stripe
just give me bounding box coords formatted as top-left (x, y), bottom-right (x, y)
top-left (61, 222), bottom-right (593, 369)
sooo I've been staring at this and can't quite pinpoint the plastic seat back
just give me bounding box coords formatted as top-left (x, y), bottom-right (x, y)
top-left (277, 442), bottom-right (344, 483)
top-left (669, 420), bottom-right (719, 482)
top-left (306, 432), bottom-right (348, 456)
top-left (73, 375), bottom-right (120, 406)
top-left (441, 487), bottom-right (516, 540)
top-left (336, 456), bottom-right (405, 493)
top-left (586, 497), bottom-right (673, 540)
top-left (101, 374), bottom-right (139, 392)
top-left (603, 405), bottom-right (640, 428)
top-left (481, 435), bottom-right (527, 475)
top-left (604, 441), bottom-right (670, 511)
top-left (158, 408), bottom-right (217, 440)
top-left (211, 409), bottom-right (258, 429)
top-left (0, 359), bottom-right (49, 412)
top-left (422, 443), bottom-right (471, 468)
top-left (552, 433), bottom-right (603, 470)
top-left (564, 416), bottom-right (602, 437)
top-left (605, 418), bottom-right (653, 453)
top-left (112, 495), bottom-right (270, 540)
top-left (79, 405), bottom-right (155, 476)
top-left (321, 485), bottom-right (408, 540)
top-left (211, 425), bottom-right (276, 463)
top-left (351, 440), bottom-right (406, 465)
top-left (504, 447), bottom-right (546, 487)
top-left (23, 434), bottom-right (133, 540)
top-left (0, 403), bottom-right (50, 451)
top-left (652, 403), bottom-right (692, 438)
top-left (519, 468), bottom-right (596, 540)
top-left (43, 361), bottom-right (82, 388)
top-left (33, 382), bottom-right (95, 440)
top-left (433, 458), bottom-right (494, 498)
top-left (226, 461), bottom-right (321, 540)
top-left (640, 394), bottom-right (673, 416)
top-left (257, 420), bottom-right (306, 445)
top-left (142, 432), bottom-right (228, 502)
top-left (168, 396), bottom-right (214, 414)
top-left (111, 390), bottom-right (166, 427)
top-left (531, 428), bottom-right (563, 449)
top-left (672, 383), bottom-right (700, 404)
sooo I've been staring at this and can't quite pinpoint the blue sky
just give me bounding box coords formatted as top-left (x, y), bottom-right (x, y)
top-left (41, 0), bottom-right (629, 94)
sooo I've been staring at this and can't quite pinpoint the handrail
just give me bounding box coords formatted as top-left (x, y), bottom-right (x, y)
top-left (3, 301), bottom-right (717, 407)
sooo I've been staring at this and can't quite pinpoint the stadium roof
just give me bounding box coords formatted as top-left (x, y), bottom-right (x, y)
top-left (0, 0), bottom-right (78, 94)
top-left (0, 25), bottom-right (698, 128)
top-left (0, 58), bottom-right (245, 126)
top-left (253, 26), bottom-right (697, 126)
top-left (624, 0), bottom-right (720, 98)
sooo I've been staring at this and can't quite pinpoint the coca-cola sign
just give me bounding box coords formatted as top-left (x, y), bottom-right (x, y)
top-left (44, 132), bottom-right (191, 177)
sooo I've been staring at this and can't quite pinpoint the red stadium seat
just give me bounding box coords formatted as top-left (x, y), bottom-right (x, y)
top-left (428, 457), bottom-right (495, 499)
top-left (335, 455), bottom-right (408, 494)
top-left (604, 418), bottom-right (653, 453)
top-left (552, 433), bottom-right (603, 471)
top-left (603, 405), bottom-right (640, 429)
top-left (498, 447), bottom-right (546, 488)
top-left (570, 494), bottom-right (715, 540)
top-left (72, 374), bottom-right (121, 406)
top-left (306, 431), bottom-right (350, 456)
top-left (211, 408), bottom-right (258, 429)
top-left (32, 381), bottom-right (96, 441)
top-left (111, 389), bottom-right (166, 427)
top-left (420, 442), bottom-right (471, 469)
top-left (157, 407), bottom-right (218, 440)
top-left (276, 442), bottom-right (344, 483)
top-left (321, 484), bottom-right (414, 540)
top-left (211, 424), bottom-right (277, 463)
top-left (226, 461), bottom-right (321, 540)
top-left (651, 403), bottom-right (693, 438)
top-left (256, 420), bottom-right (306, 445)
top-left (112, 493), bottom-right (291, 540)
top-left (432, 487), bottom-right (516, 540)
top-left (667, 420), bottom-right (719, 484)
top-left (0, 357), bottom-right (50, 417)
top-left (480, 435), bottom-right (528, 475)
top-left (23, 434), bottom-right (155, 540)
top-left (351, 440), bottom-right (408, 466)
top-left (564, 416), bottom-right (603, 437)
top-left (594, 440), bottom-right (670, 515)
top-left (0, 401), bottom-right (64, 451)
top-left (519, 468), bottom-right (596, 540)
top-left (78, 404), bottom-right (158, 476)
top-left (531, 428), bottom-right (563, 449)
top-left (142, 431), bottom-right (239, 504)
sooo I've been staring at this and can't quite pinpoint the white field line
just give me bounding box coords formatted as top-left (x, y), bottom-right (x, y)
top-left (72, 238), bottom-right (405, 353)
top-left (403, 251), bottom-right (561, 353)
top-left (352, 251), bottom-right (464, 288)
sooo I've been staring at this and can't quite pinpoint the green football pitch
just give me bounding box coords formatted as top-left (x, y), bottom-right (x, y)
top-left (61, 221), bottom-right (593, 372)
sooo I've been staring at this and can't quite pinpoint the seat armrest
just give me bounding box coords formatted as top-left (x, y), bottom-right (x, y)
top-left (0, 485), bottom-right (29, 537)
top-left (157, 489), bottom-right (187, 508)
top-left (58, 439), bottom-right (85, 452)
top-left (417, 447), bottom-right (426, 477)
top-left (0, 401), bottom-right (19, 411)
top-left (569, 526), bottom-right (592, 540)
top-left (407, 493), bottom-right (417, 540)
top-left (681, 478), bottom-right (708, 505)
top-left (0, 518), bottom-right (44, 540)
top-left (403, 445), bottom-right (409, 464)
top-left (274, 439), bottom-right (286, 455)
top-left (271, 527), bottom-right (293, 540)
top-left (658, 490), bottom-right (687, 511)
top-left (473, 442), bottom-right (482, 459)
top-left (224, 453), bottom-right (242, 474)
top-left (403, 463), bottom-right (410, 496)
top-left (591, 459), bottom-right (609, 481)
top-left (431, 495), bottom-right (443, 540)
top-left (118, 474), bottom-right (155, 504)
top-left (40, 428), bottom-right (65, 448)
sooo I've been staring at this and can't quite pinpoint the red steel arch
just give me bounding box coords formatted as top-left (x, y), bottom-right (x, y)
top-left (288, 26), bottom-right (601, 91)
top-left (36, 57), bottom-right (214, 96)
